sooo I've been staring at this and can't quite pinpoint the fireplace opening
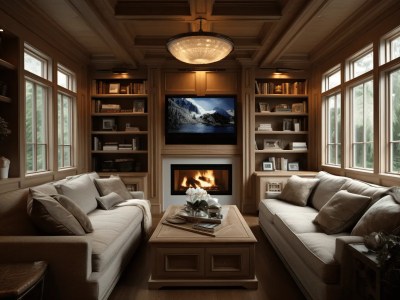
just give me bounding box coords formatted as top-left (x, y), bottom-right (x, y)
top-left (171, 164), bottom-right (232, 195)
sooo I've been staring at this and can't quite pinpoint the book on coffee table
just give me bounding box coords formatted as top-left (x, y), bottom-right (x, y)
top-left (192, 222), bottom-right (222, 232)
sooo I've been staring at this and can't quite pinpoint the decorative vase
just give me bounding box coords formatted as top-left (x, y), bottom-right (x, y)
top-left (0, 156), bottom-right (10, 179)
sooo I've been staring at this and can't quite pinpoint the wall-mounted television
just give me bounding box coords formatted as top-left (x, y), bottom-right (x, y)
top-left (165, 96), bottom-right (237, 145)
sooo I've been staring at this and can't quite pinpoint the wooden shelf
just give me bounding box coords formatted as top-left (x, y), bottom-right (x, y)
top-left (255, 149), bottom-right (308, 154)
top-left (91, 131), bottom-right (148, 135)
top-left (0, 58), bottom-right (16, 70)
top-left (92, 94), bottom-right (148, 98)
top-left (255, 112), bottom-right (308, 117)
top-left (0, 95), bottom-right (12, 103)
top-left (91, 150), bottom-right (148, 154)
top-left (92, 112), bottom-right (148, 117)
top-left (254, 170), bottom-right (317, 177)
top-left (255, 94), bottom-right (307, 98)
top-left (255, 131), bottom-right (308, 135)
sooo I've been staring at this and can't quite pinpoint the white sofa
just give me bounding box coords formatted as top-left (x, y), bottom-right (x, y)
top-left (0, 172), bottom-right (149, 300)
top-left (258, 171), bottom-right (398, 300)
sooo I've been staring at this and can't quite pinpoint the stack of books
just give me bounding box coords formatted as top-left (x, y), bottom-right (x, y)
top-left (257, 123), bottom-right (273, 131)
top-left (273, 104), bottom-right (291, 112)
top-left (103, 142), bottom-right (118, 150)
top-left (289, 142), bottom-right (307, 150)
top-left (192, 222), bottom-right (222, 233)
top-left (118, 144), bottom-right (132, 150)
top-left (101, 104), bottom-right (121, 112)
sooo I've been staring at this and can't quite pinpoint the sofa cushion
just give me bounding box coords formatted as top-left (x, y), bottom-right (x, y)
top-left (352, 194), bottom-right (400, 236)
top-left (94, 177), bottom-right (132, 200)
top-left (27, 189), bottom-right (85, 235)
top-left (87, 206), bottom-right (143, 272)
top-left (52, 194), bottom-right (94, 233)
top-left (56, 174), bottom-right (99, 214)
top-left (273, 212), bottom-right (342, 284)
top-left (342, 179), bottom-right (390, 204)
top-left (310, 171), bottom-right (349, 211)
top-left (314, 190), bottom-right (371, 234)
top-left (259, 198), bottom-right (318, 224)
top-left (96, 192), bottom-right (125, 210)
top-left (278, 175), bottom-right (320, 206)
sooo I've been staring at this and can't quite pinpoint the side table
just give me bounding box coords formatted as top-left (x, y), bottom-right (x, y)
top-left (0, 261), bottom-right (47, 300)
top-left (347, 243), bottom-right (381, 300)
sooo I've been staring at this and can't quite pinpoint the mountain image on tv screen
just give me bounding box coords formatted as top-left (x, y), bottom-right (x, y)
top-left (167, 97), bottom-right (236, 134)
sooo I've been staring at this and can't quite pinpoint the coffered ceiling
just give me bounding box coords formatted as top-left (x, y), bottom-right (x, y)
top-left (4, 0), bottom-right (399, 70)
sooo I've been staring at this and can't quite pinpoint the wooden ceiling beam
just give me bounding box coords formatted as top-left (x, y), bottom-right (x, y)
top-left (115, 1), bottom-right (191, 18)
top-left (212, 0), bottom-right (281, 19)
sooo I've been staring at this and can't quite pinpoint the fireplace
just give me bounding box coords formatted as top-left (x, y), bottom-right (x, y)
top-left (171, 164), bottom-right (232, 195)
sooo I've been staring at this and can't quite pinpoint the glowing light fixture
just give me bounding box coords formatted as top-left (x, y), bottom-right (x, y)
top-left (167, 18), bottom-right (234, 64)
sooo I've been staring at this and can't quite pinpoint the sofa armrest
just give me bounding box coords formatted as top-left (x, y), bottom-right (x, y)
top-left (265, 191), bottom-right (281, 199)
top-left (334, 235), bottom-right (364, 264)
top-left (0, 236), bottom-right (93, 299)
top-left (129, 191), bottom-right (144, 199)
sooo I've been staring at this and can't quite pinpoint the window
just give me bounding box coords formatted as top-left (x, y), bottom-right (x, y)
top-left (382, 26), bottom-right (400, 64)
top-left (351, 80), bottom-right (374, 169)
top-left (348, 48), bottom-right (373, 80)
top-left (326, 93), bottom-right (341, 166)
top-left (58, 93), bottom-right (73, 169)
top-left (389, 68), bottom-right (400, 173)
top-left (322, 67), bottom-right (340, 92)
top-left (25, 79), bottom-right (49, 173)
top-left (24, 46), bottom-right (50, 79)
top-left (57, 65), bottom-right (75, 169)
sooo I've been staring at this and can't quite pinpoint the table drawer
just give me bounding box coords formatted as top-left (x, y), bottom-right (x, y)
top-left (205, 247), bottom-right (250, 278)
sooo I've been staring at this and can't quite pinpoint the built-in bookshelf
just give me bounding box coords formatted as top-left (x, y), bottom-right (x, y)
top-left (254, 78), bottom-right (309, 172)
top-left (90, 78), bottom-right (149, 174)
top-left (0, 30), bottom-right (19, 179)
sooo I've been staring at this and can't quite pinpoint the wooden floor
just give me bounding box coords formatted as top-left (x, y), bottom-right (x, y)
top-left (108, 214), bottom-right (306, 300)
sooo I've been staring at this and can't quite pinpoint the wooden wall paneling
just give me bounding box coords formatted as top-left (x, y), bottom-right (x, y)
top-left (204, 71), bottom-right (238, 95)
top-left (164, 72), bottom-right (197, 94)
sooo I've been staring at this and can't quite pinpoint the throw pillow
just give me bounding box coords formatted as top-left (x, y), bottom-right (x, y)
top-left (94, 177), bottom-right (132, 200)
top-left (351, 194), bottom-right (400, 236)
top-left (27, 189), bottom-right (85, 235)
top-left (52, 194), bottom-right (93, 233)
top-left (309, 171), bottom-right (349, 211)
top-left (313, 190), bottom-right (371, 234)
top-left (56, 174), bottom-right (99, 214)
top-left (278, 175), bottom-right (320, 206)
top-left (96, 192), bottom-right (125, 210)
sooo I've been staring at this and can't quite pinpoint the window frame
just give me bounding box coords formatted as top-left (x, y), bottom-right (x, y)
top-left (324, 91), bottom-right (342, 166)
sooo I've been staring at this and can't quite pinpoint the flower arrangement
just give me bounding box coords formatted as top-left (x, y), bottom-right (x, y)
top-left (185, 187), bottom-right (211, 213)
top-left (0, 117), bottom-right (11, 142)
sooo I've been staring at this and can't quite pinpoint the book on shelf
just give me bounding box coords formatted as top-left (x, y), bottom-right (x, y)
top-left (192, 222), bottom-right (223, 233)
top-left (93, 137), bottom-right (100, 150)
top-left (95, 80), bottom-right (148, 95)
top-left (255, 80), bottom-right (306, 95)
top-left (103, 142), bottom-right (118, 151)
top-left (289, 142), bottom-right (307, 150)
top-left (101, 104), bottom-right (121, 112)
top-left (118, 143), bottom-right (132, 150)
top-left (125, 126), bottom-right (140, 132)
top-left (258, 123), bottom-right (273, 131)
top-left (280, 157), bottom-right (288, 171)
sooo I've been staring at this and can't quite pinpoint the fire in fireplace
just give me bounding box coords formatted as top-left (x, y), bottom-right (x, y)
top-left (171, 164), bottom-right (232, 195)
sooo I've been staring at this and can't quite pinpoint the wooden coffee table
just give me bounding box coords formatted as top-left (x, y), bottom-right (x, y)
top-left (148, 205), bottom-right (258, 289)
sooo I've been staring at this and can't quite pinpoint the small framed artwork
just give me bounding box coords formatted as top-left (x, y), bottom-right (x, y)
top-left (133, 100), bottom-right (145, 112)
top-left (109, 83), bottom-right (120, 94)
top-left (288, 162), bottom-right (300, 171)
top-left (259, 102), bottom-right (270, 112)
top-left (291, 103), bottom-right (304, 113)
top-left (262, 161), bottom-right (274, 171)
top-left (267, 182), bottom-right (282, 192)
top-left (263, 139), bottom-right (281, 150)
top-left (102, 118), bottom-right (115, 130)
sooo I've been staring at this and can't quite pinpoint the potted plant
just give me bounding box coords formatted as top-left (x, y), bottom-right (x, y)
top-left (365, 232), bottom-right (400, 299)
top-left (0, 116), bottom-right (11, 179)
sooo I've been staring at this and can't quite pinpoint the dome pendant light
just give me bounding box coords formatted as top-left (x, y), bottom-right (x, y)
top-left (167, 18), bottom-right (234, 64)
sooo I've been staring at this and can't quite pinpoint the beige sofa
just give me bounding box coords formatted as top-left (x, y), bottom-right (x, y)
top-left (258, 171), bottom-right (399, 300)
top-left (0, 173), bottom-right (148, 300)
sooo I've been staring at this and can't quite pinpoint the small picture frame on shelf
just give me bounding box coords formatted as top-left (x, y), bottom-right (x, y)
top-left (259, 102), bottom-right (270, 112)
top-left (267, 182), bottom-right (282, 192)
top-left (262, 161), bottom-right (274, 171)
top-left (109, 83), bottom-right (120, 94)
top-left (291, 103), bottom-right (304, 113)
top-left (102, 118), bottom-right (115, 130)
top-left (288, 162), bottom-right (300, 171)
top-left (133, 100), bottom-right (145, 112)
top-left (263, 139), bottom-right (281, 150)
